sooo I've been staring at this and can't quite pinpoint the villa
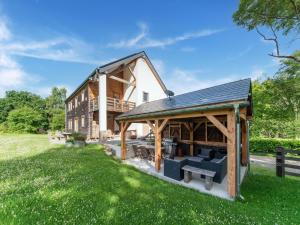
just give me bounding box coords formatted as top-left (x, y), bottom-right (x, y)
top-left (66, 51), bottom-right (252, 200)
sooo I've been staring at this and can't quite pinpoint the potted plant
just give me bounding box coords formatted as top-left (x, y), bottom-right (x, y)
top-left (71, 132), bottom-right (86, 147)
top-left (65, 138), bottom-right (74, 147)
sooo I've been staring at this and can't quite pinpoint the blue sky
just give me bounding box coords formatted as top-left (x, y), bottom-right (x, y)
top-left (0, 0), bottom-right (296, 97)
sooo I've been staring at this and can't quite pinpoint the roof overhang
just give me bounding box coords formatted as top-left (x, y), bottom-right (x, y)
top-left (65, 51), bottom-right (167, 102)
top-left (116, 100), bottom-right (250, 122)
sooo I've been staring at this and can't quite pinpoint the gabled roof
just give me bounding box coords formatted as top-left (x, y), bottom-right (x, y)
top-left (117, 78), bottom-right (252, 120)
top-left (66, 51), bottom-right (166, 102)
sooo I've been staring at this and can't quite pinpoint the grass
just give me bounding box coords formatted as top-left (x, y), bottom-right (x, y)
top-left (0, 134), bottom-right (300, 224)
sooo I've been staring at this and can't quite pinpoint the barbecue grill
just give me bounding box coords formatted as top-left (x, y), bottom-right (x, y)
top-left (162, 137), bottom-right (177, 159)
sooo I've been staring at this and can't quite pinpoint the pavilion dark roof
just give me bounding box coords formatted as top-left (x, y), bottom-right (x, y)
top-left (117, 78), bottom-right (251, 119)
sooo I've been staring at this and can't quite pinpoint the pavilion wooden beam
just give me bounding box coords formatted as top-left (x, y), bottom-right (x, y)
top-left (154, 120), bottom-right (162, 171)
top-left (182, 122), bottom-right (191, 132)
top-left (158, 118), bottom-right (169, 134)
top-left (146, 120), bottom-right (155, 131)
top-left (206, 115), bottom-right (229, 138)
top-left (121, 121), bottom-right (130, 160)
top-left (189, 122), bottom-right (194, 155)
top-left (241, 120), bottom-right (248, 166)
top-left (193, 121), bottom-right (204, 132)
top-left (227, 111), bottom-right (237, 198)
top-left (118, 108), bottom-right (232, 123)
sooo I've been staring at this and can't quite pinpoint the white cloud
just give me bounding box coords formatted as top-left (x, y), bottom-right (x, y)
top-left (109, 22), bottom-right (148, 48)
top-left (165, 68), bottom-right (238, 95)
top-left (0, 19), bottom-right (11, 41)
top-left (0, 18), bottom-right (80, 97)
top-left (32, 84), bottom-right (73, 97)
top-left (226, 46), bottom-right (252, 61)
top-left (108, 22), bottom-right (224, 49)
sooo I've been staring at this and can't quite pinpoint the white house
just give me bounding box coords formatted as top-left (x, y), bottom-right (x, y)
top-left (65, 51), bottom-right (167, 139)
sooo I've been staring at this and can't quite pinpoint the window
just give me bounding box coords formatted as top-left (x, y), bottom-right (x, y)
top-left (143, 92), bottom-right (149, 102)
top-left (81, 115), bottom-right (85, 128)
top-left (81, 90), bottom-right (85, 101)
top-left (75, 97), bottom-right (78, 108)
top-left (68, 102), bottom-right (72, 111)
top-left (74, 118), bottom-right (78, 132)
top-left (68, 119), bottom-right (73, 130)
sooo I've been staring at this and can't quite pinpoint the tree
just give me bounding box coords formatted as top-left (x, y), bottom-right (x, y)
top-left (46, 87), bottom-right (67, 110)
top-left (50, 109), bottom-right (65, 131)
top-left (0, 91), bottom-right (48, 128)
top-left (6, 106), bottom-right (46, 133)
top-left (46, 87), bottom-right (67, 131)
top-left (233, 0), bottom-right (300, 63)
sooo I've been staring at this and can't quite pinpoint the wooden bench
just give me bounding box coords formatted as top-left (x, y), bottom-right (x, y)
top-left (182, 165), bottom-right (216, 190)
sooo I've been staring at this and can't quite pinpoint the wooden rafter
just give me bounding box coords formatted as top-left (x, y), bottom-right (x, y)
top-left (146, 120), bottom-right (155, 131)
top-left (206, 115), bottom-right (229, 138)
top-left (128, 65), bottom-right (137, 82)
top-left (193, 121), bottom-right (204, 132)
top-left (109, 75), bottom-right (136, 86)
top-left (158, 118), bottom-right (169, 133)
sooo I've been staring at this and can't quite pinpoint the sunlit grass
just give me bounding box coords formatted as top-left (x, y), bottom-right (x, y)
top-left (0, 134), bottom-right (299, 224)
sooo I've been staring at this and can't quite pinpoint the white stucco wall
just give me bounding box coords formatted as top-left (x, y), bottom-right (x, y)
top-left (127, 58), bottom-right (166, 136)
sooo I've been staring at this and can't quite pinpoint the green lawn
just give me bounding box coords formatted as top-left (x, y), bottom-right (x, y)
top-left (0, 135), bottom-right (300, 224)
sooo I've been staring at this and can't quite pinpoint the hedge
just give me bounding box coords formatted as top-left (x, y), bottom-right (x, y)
top-left (250, 137), bottom-right (300, 153)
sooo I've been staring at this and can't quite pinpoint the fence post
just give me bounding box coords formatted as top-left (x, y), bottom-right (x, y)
top-left (276, 146), bottom-right (285, 177)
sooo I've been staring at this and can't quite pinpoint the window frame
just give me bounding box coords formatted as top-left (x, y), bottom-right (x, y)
top-left (142, 91), bottom-right (149, 102)
top-left (81, 115), bottom-right (85, 128)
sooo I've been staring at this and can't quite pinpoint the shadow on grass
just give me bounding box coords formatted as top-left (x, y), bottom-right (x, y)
top-left (0, 143), bottom-right (300, 225)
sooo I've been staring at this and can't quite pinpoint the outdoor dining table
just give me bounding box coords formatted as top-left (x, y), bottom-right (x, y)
top-left (137, 144), bottom-right (165, 152)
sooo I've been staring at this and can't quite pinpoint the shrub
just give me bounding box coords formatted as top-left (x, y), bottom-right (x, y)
top-left (6, 106), bottom-right (46, 133)
top-left (71, 132), bottom-right (86, 141)
top-left (250, 137), bottom-right (300, 153)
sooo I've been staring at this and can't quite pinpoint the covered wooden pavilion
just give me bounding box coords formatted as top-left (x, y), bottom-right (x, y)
top-left (116, 79), bottom-right (252, 198)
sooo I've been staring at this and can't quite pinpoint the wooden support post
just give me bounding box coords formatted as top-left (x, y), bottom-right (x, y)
top-left (155, 120), bottom-right (162, 171)
top-left (241, 120), bottom-right (248, 166)
top-left (189, 122), bottom-right (194, 156)
top-left (227, 111), bottom-right (237, 198)
top-left (120, 122), bottom-right (130, 160)
top-left (276, 147), bottom-right (285, 177)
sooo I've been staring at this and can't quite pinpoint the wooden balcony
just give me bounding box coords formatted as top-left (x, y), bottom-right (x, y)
top-left (89, 99), bottom-right (99, 111)
top-left (107, 97), bottom-right (136, 112)
top-left (89, 97), bottom-right (136, 112)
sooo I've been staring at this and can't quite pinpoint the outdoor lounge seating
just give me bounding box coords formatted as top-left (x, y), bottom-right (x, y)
top-left (164, 154), bottom-right (227, 184)
top-left (197, 148), bottom-right (214, 161)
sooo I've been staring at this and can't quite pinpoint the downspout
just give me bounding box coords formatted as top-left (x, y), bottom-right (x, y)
top-left (234, 104), bottom-right (242, 199)
top-left (247, 120), bottom-right (250, 172)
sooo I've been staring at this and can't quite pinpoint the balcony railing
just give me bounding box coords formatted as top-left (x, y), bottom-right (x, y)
top-left (107, 97), bottom-right (136, 112)
top-left (89, 97), bottom-right (135, 112)
top-left (90, 99), bottom-right (99, 111)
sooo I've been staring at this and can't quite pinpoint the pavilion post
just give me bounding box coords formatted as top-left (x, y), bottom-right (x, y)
top-left (155, 120), bottom-right (162, 171)
top-left (121, 121), bottom-right (130, 160)
top-left (227, 110), bottom-right (237, 198)
top-left (189, 122), bottom-right (194, 156)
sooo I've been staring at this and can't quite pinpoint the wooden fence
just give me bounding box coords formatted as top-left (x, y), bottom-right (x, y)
top-left (276, 146), bottom-right (300, 177)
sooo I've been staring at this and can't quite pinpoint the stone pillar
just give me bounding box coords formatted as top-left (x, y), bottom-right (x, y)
top-left (99, 73), bottom-right (107, 139)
